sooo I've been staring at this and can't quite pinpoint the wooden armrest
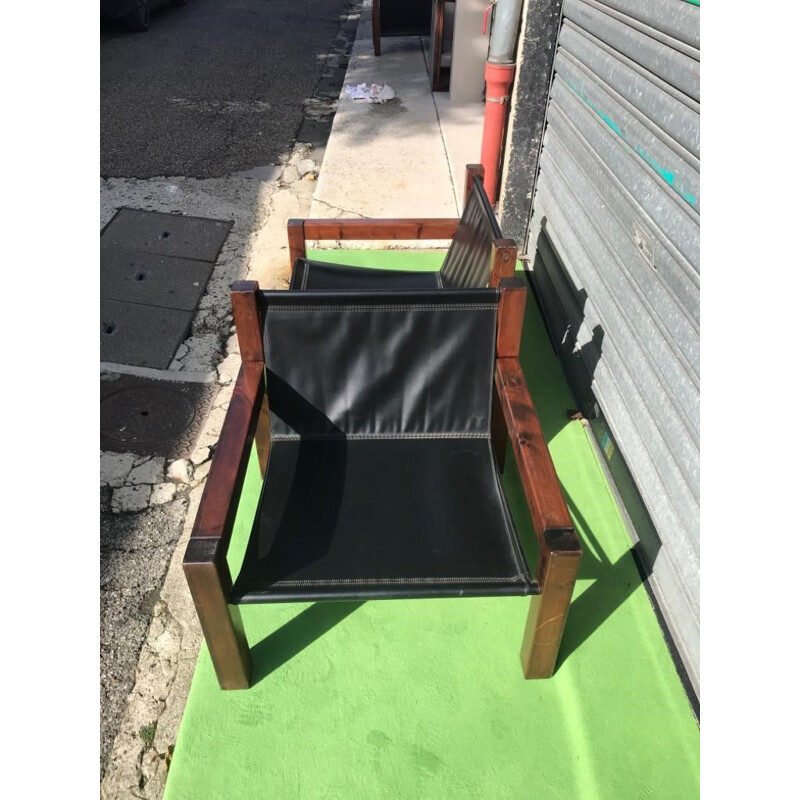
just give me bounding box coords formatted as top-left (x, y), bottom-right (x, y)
top-left (189, 361), bottom-right (266, 549)
top-left (494, 358), bottom-right (573, 538)
top-left (302, 218), bottom-right (460, 240)
top-left (287, 218), bottom-right (461, 267)
top-left (495, 357), bottom-right (581, 589)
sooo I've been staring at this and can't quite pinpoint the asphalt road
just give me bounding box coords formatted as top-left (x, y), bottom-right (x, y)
top-left (101, 0), bottom-right (350, 177)
top-left (100, 0), bottom-right (357, 782)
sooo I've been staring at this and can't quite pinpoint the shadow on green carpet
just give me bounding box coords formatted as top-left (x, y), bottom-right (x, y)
top-left (250, 602), bottom-right (365, 685)
top-left (164, 255), bottom-right (699, 800)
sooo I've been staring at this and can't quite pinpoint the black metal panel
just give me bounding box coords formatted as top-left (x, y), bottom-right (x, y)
top-left (100, 299), bottom-right (193, 369)
top-left (101, 209), bottom-right (232, 263)
top-left (100, 208), bottom-right (233, 368)
top-left (101, 250), bottom-right (215, 311)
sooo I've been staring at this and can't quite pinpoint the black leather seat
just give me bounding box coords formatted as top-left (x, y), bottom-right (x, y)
top-left (232, 437), bottom-right (530, 602)
top-left (289, 259), bottom-right (441, 291)
top-left (232, 287), bottom-right (532, 602)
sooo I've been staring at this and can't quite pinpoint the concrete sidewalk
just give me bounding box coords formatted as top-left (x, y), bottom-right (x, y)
top-left (312, 0), bottom-right (483, 225)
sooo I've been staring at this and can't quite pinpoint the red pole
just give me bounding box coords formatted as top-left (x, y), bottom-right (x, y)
top-left (480, 61), bottom-right (516, 204)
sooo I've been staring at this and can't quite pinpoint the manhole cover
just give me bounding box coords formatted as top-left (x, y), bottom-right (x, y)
top-left (102, 386), bottom-right (196, 445)
top-left (101, 374), bottom-right (218, 458)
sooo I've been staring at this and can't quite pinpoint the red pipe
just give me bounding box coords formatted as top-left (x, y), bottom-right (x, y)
top-left (480, 61), bottom-right (516, 205)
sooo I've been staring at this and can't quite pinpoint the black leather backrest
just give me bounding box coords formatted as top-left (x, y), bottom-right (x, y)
top-left (439, 176), bottom-right (503, 289)
top-left (258, 289), bottom-right (499, 438)
top-left (380, 0), bottom-right (431, 35)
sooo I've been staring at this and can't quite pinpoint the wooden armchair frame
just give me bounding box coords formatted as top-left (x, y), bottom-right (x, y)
top-left (287, 164), bottom-right (517, 289)
top-left (184, 278), bottom-right (581, 690)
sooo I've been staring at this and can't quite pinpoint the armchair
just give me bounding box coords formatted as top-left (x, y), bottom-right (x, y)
top-left (184, 278), bottom-right (582, 689)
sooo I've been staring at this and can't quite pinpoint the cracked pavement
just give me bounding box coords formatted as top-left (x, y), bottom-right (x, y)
top-left (101, 0), bottom-right (349, 178)
top-left (100, 1), bottom-right (362, 795)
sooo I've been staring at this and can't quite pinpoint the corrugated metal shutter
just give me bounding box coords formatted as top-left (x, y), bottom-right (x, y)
top-left (527, 0), bottom-right (700, 694)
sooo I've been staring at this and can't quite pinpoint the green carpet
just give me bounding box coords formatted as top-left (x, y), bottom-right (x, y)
top-left (164, 251), bottom-right (699, 800)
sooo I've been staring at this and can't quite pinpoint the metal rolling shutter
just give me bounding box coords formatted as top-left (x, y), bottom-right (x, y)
top-left (527, 0), bottom-right (700, 694)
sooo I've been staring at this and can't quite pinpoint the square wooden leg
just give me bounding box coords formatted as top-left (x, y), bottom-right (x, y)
top-left (520, 528), bottom-right (582, 679)
top-left (184, 538), bottom-right (251, 690)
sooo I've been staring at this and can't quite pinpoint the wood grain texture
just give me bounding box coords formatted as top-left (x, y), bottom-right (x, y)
top-left (231, 281), bottom-right (263, 363)
top-left (302, 218), bottom-right (460, 241)
top-left (254, 392), bottom-right (272, 479)
top-left (496, 278), bottom-right (527, 357)
top-left (430, 0), bottom-right (447, 91)
top-left (190, 361), bottom-right (265, 544)
top-left (492, 282), bottom-right (582, 680)
top-left (520, 528), bottom-right (582, 678)
top-left (287, 219), bottom-right (306, 272)
top-left (185, 283), bottom-right (268, 690)
top-left (494, 357), bottom-right (573, 536)
top-left (490, 239), bottom-right (518, 287)
top-left (184, 538), bottom-right (251, 690)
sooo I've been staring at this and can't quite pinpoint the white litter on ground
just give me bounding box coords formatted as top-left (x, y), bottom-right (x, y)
top-left (343, 83), bottom-right (396, 103)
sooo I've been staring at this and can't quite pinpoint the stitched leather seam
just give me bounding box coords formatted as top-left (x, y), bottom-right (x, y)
top-left (266, 576), bottom-right (526, 586)
top-left (267, 304), bottom-right (498, 312)
top-left (270, 433), bottom-right (492, 441)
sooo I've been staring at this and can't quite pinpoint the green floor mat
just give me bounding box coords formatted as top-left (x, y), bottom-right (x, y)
top-left (164, 252), bottom-right (699, 800)
top-left (306, 247), bottom-right (445, 271)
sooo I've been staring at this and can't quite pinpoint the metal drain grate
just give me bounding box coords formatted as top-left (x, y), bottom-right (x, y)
top-left (101, 208), bottom-right (233, 262)
top-left (100, 300), bottom-right (194, 370)
top-left (100, 209), bottom-right (232, 369)
top-left (101, 250), bottom-right (216, 312)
